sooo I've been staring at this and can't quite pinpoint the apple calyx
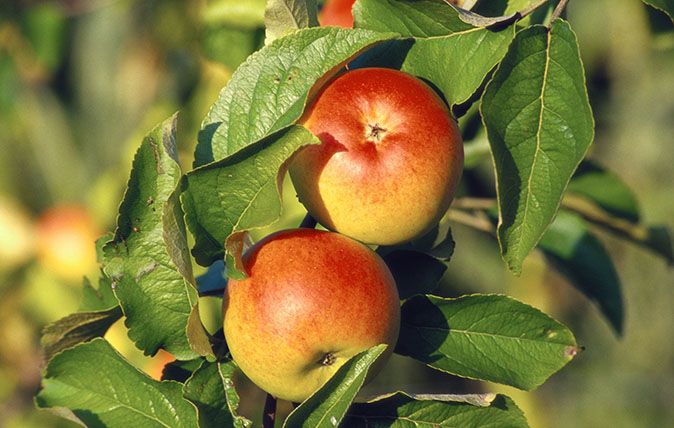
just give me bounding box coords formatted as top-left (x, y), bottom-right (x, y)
top-left (320, 352), bottom-right (337, 366)
top-left (366, 123), bottom-right (388, 143)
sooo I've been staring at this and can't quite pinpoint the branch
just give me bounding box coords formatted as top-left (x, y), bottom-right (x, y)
top-left (451, 197), bottom-right (496, 211)
top-left (550, 0), bottom-right (569, 23)
top-left (263, 394), bottom-right (277, 428)
top-left (445, 209), bottom-right (496, 236)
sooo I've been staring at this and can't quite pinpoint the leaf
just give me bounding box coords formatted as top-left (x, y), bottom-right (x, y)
top-left (41, 307), bottom-right (122, 361)
top-left (183, 125), bottom-right (320, 268)
top-left (396, 294), bottom-right (577, 390)
top-left (184, 360), bottom-right (251, 428)
top-left (562, 195), bottom-right (674, 264)
top-left (36, 339), bottom-right (199, 428)
top-left (447, 3), bottom-right (519, 27)
top-left (353, 0), bottom-right (516, 107)
top-left (195, 27), bottom-right (396, 166)
top-left (481, 19), bottom-right (594, 274)
top-left (79, 276), bottom-right (118, 312)
top-left (344, 392), bottom-right (529, 427)
top-left (641, 0), bottom-right (674, 21)
top-left (102, 115), bottom-right (211, 360)
top-left (567, 160), bottom-right (640, 224)
top-left (539, 211), bottom-right (624, 336)
top-left (380, 250), bottom-right (447, 299)
top-left (265, 0), bottom-right (319, 44)
top-left (162, 358), bottom-right (204, 382)
top-left (283, 345), bottom-right (387, 428)
top-left (376, 222), bottom-right (455, 299)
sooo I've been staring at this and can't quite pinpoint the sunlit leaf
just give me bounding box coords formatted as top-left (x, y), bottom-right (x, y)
top-left (397, 294), bottom-right (577, 390)
top-left (36, 339), bottom-right (199, 428)
top-left (283, 345), bottom-right (387, 428)
top-left (481, 19), bottom-right (594, 274)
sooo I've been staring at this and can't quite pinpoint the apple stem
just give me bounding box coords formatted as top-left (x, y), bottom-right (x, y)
top-left (263, 393), bottom-right (277, 428)
top-left (300, 214), bottom-right (318, 229)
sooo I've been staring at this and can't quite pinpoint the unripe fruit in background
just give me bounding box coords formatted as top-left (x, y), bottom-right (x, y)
top-left (36, 205), bottom-right (99, 281)
top-left (290, 68), bottom-right (464, 246)
top-left (319, 0), bottom-right (356, 28)
top-left (223, 229), bottom-right (400, 402)
top-left (0, 197), bottom-right (35, 272)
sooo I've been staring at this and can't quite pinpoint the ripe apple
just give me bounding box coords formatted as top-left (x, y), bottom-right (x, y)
top-left (289, 68), bottom-right (463, 246)
top-left (319, 0), bottom-right (356, 28)
top-left (223, 228), bottom-right (400, 402)
top-left (36, 204), bottom-right (99, 281)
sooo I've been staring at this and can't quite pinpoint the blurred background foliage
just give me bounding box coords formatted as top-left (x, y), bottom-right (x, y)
top-left (0, 0), bottom-right (672, 427)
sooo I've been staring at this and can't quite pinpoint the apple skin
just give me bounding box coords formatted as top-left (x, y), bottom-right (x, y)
top-left (223, 228), bottom-right (400, 402)
top-left (289, 68), bottom-right (463, 246)
top-left (319, 0), bottom-right (356, 28)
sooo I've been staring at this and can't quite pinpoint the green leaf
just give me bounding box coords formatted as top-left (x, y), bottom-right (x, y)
top-left (195, 27), bottom-right (396, 166)
top-left (381, 250), bottom-right (447, 300)
top-left (36, 339), bottom-right (199, 428)
top-left (183, 125), bottom-right (320, 268)
top-left (354, 0), bottom-right (516, 107)
top-left (377, 223), bottom-right (455, 299)
top-left (481, 20), bottom-right (594, 274)
top-left (562, 196), bottom-right (674, 265)
top-left (162, 358), bottom-right (205, 382)
top-left (344, 392), bottom-right (529, 427)
top-left (41, 307), bottom-right (123, 362)
top-left (642, 0), bottom-right (674, 21)
top-left (184, 360), bottom-right (251, 428)
top-left (265, 0), bottom-right (319, 44)
top-left (283, 345), bottom-right (387, 428)
top-left (79, 276), bottom-right (118, 312)
top-left (539, 211), bottom-right (624, 335)
top-left (396, 294), bottom-right (577, 390)
top-left (568, 160), bottom-right (640, 224)
top-left (102, 115), bottom-right (211, 360)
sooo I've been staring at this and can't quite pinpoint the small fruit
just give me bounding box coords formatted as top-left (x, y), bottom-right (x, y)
top-left (290, 68), bottom-right (463, 246)
top-left (223, 229), bottom-right (400, 402)
top-left (36, 205), bottom-right (99, 280)
top-left (319, 0), bottom-right (356, 28)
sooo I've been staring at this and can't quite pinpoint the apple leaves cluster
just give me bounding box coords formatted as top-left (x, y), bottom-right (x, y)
top-left (37, 0), bottom-right (673, 427)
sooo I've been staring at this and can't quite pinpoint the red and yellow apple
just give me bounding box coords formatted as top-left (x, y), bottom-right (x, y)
top-left (319, 0), bottom-right (356, 28)
top-left (36, 204), bottom-right (99, 281)
top-left (290, 68), bottom-right (463, 246)
top-left (223, 228), bottom-right (400, 402)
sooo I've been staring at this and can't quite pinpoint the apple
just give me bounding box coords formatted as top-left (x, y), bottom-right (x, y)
top-left (319, 0), bottom-right (356, 28)
top-left (0, 196), bottom-right (35, 272)
top-left (36, 204), bottom-right (99, 281)
top-left (223, 228), bottom-right (400, 402)
top-left (289, 68), bottom-right (463, 246)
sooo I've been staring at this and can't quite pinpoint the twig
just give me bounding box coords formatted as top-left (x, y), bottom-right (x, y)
top-left (299, 214), bottom-right (318, 229)
top-left (550, 0), bottom-right (569, 23)
top-left (445, 209), bottom-right (496, 236)
top-left (263, 394), bottom-right (277, 428)
top-left (451, 197), bottom-right (497, 211)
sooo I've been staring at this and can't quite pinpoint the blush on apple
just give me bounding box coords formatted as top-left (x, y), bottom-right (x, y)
top-left (290, 68), bottom-right (464, 246)
top-left (223, 228), bottom-right (400, 402)
top-left (319, 0), bottom-right (357, 28)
